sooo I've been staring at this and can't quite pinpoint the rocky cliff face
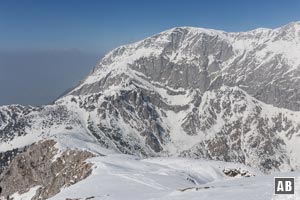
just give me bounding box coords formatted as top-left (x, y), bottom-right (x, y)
top-left (72, 22), bottom-right (300, 111)
top-left (180, 86), bottom-right (300, 172)
top-left (1, 23), bottom-right (300, 192)
top-left (0, 140), bottom-right (94, 199)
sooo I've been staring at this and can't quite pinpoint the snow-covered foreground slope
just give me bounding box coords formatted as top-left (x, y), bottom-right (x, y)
top-left (24, 155), bottom-right (292, 200)
top-left (47, 155), bottom-right (259, 200)
top-left (6, 152), bottom-right (300, 200)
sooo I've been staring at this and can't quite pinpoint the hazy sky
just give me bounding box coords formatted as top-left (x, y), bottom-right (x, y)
top-left (1, 0), bottom-right (300, 106)
top-left (0, 49), bottom-right (99, 105)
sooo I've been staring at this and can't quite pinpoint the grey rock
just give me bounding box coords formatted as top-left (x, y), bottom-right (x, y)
top-left (0, 140), bottom-right (94, 199)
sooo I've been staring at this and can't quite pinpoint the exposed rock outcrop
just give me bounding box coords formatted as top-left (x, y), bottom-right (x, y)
top-left (0, 140), bottom-right (94, 200)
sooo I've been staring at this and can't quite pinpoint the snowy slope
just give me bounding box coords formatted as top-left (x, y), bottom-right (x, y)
top-left (48, 155), bottom-right (260, 200)
top-left (31, 155), bottom-right (295, 200)
top-left (6, 153), bottom-right (300, 200)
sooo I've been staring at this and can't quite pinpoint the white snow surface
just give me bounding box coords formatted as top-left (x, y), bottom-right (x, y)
top-left (47, 154), bottom-right (300, 200)
top-left (11, 186), bottom-right (41, 200)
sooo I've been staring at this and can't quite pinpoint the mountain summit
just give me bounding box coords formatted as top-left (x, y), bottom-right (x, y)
top-left (72, 22), bottom-right (300, 110)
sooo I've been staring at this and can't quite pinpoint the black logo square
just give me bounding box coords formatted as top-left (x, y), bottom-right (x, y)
top-left (275, 177), bottom-right (295, 195)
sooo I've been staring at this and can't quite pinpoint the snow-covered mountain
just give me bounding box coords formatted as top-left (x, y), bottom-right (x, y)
top-left (1, 22), bottom-right (300, 199)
